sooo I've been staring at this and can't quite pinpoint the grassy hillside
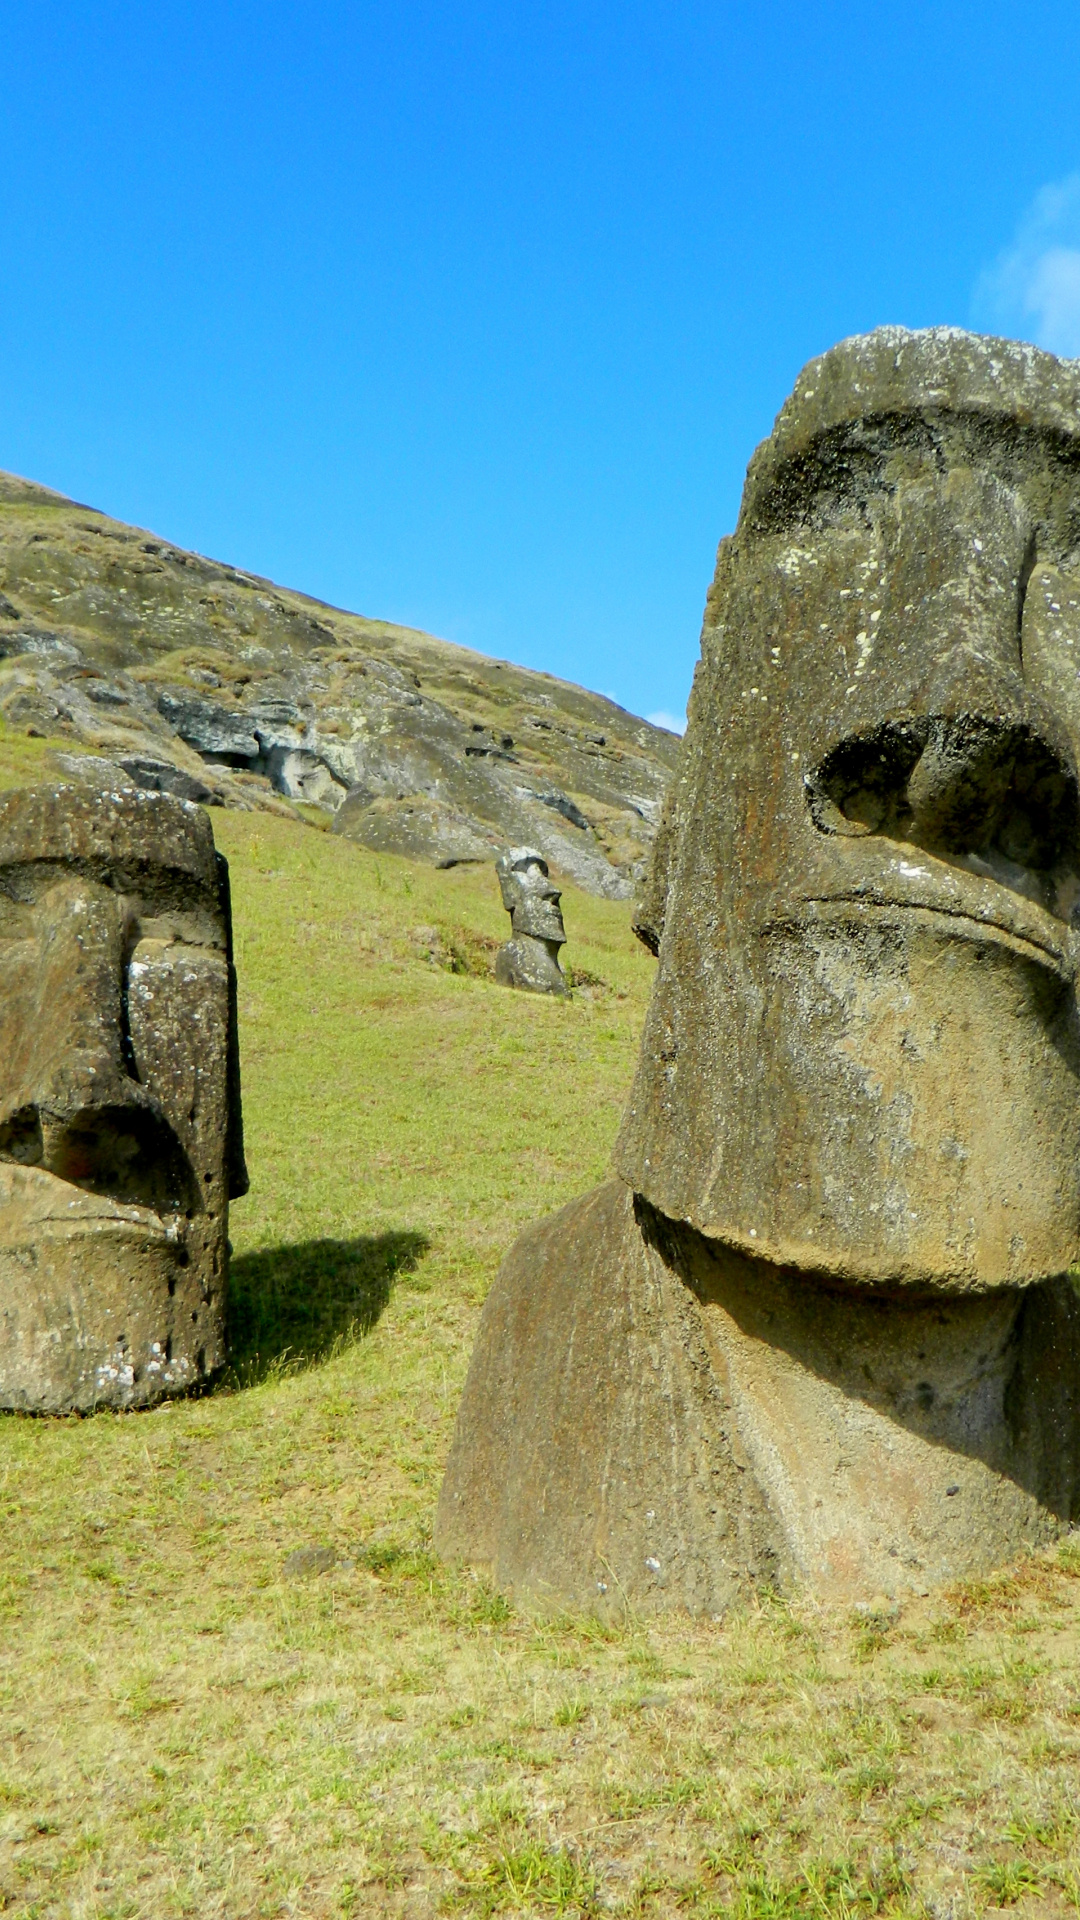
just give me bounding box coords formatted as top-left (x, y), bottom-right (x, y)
top-left (0, 474), bottom-right (680, 894)
top-left (1, 778), bottom-right (1080, 1916)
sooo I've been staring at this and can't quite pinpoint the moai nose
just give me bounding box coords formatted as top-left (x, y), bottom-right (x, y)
top-left (808, 714), bottom-right (1078, 873)
top-left (905, 542), bottom-right (1080, 864)
top-left (809, 470), bottom-right (1079, 872)
top-left (905, 717), bottom-right (1076, 867)
top-left (0, 878), bottom-right (191, 1208)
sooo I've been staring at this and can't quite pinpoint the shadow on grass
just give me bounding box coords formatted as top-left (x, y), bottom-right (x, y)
top-left (224, 1230), bottom-right (430, 1387)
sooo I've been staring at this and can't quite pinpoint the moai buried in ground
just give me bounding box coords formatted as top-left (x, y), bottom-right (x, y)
top-left (494, 846), bottom-right (569, 995)
top-left (437, 328), bottom-right (1080, 1613)
top-left (0, 784), bottom-right (247, 1412)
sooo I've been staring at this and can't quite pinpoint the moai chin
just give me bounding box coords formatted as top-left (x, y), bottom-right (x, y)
top-left (437, 328), bottom-right (1080, 1613)
top-left (0, 784), bottom-right (248, 1412)
top-left (494, 847), bottom-right (569, 995)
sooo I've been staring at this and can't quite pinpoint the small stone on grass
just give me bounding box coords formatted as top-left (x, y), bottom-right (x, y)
top-left (284, 1545), bottom-right (339, 1578)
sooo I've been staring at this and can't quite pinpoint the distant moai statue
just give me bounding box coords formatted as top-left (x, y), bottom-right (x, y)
top-left (0, 784), bottom-right (248, 1412)
top-left (437, 328), bottom-right (1080, 1614)
top-left (494, 847), bottom-right (569, 996)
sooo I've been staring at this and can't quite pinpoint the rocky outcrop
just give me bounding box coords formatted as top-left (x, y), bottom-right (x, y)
top-left (0, 472), bottom-right (680, 895)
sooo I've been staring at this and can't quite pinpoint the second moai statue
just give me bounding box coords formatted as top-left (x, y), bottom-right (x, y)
top-left (437, 328), bottom-right (1080, 1614)
top-left (0, 783), bottom-right (248, 1413)
top-left (494, 847), bottom-right (569, 995)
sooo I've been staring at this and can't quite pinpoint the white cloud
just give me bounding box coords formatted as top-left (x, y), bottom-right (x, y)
top-left (646, 709), bottom-right (686, 735)
top-left (976, 175), bottom-right (1080, 356)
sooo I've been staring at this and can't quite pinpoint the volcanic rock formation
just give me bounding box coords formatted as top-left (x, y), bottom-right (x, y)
top-left (437, 327), bottom-right (1080, 1614)
top-left (0, 472), bottom-right (679, 898)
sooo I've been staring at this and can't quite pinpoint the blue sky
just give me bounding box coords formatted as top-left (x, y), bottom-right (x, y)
top-left (2, 2), bottom-right (1079, 730)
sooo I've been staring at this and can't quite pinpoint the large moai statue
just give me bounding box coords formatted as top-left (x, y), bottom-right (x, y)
top-left (437, 328), bottom-right (1080, 1612)
top-left (0, 784), bottom-right (247, 1412)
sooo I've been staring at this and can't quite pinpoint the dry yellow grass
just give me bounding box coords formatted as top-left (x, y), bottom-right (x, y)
top-left (0, 785), bottom-right (1078, 1916)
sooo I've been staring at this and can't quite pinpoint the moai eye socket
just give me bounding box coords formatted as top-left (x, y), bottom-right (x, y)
top-left (806, 721), bottom-right (927, 839)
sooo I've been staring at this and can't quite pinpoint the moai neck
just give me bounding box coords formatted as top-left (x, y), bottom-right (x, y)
top-left (654, 1205), bottom-right (1080, 1602)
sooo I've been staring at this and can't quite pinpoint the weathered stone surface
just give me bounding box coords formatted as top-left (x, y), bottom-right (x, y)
top-left (0, 783), bottom-right (247, 1412)
top-left (157, 689), bottom-right (262, 762)
top-left (438, 328), bottom-right (1080, 1610)
top-left (438, 1178), bottom-right (1080, 1609)
top-left (493, 937), bottom-right (568, 994)
top-left (619, 327), bottom-right (1080, 1289)
top-left (436, 1181), bottom-right (786, 1614)
top-left (284, 1545), bottom-right (339, 1578)
top-left (330, 713), bottom-right (634, 897)
top-left (333, 791), bottom-right (499, 868)
top-left (493, 847), bottom-right (569, 994)
top-left (114, 756), bottom-right (215, 805)
top-left (0, 477), bottom-right (680, 895)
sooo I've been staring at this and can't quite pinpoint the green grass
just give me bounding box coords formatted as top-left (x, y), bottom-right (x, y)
top-left (2, 803), bottom-right (1080, 1916)
top-left (0, 717), bottom-right (93, 789)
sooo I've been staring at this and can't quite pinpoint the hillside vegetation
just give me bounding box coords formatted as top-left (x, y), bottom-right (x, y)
top-left (1, 745), bottom-right (1080, 1917)
top-left (0, 472), bottom-right (680, 898)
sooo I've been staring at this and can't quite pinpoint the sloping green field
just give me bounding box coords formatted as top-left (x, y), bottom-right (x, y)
top-left (1, 755), bottom-right (1080, 1917)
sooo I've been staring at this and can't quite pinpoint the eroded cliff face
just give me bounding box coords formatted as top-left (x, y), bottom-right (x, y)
top-left (0, 471), bottom-right (680, 897)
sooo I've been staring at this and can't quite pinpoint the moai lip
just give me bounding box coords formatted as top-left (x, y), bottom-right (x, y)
top-left (438, 329), bottom-right (1080, 1613)
top-left (0, 784), bottom-right (247, 1412)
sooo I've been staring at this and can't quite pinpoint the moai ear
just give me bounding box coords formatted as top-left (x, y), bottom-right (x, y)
top-left (631, 679), bottom-right (706, 957)
top-left (631, 548), bottom-right (727, 957)
top-left (631, 794), bottom-right (677, 955)
top-left (216, 851), bottom-right (249, 1201)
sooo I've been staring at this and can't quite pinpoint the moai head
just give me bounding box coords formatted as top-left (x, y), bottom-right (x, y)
top-left (618, 328), bottom-right (1080, 1291)
top-left (0, 784), bottom-right (247, 1410)
top-left (496, 848), bottom-right (567, 945)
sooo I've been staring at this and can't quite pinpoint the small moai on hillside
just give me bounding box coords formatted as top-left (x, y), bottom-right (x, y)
top-left (436, 328), bottom-right (1080, 1615)
top-left (0, 784), bottom-right (248, 1412)
top-left (493, 847), bottom-right (569, 995)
